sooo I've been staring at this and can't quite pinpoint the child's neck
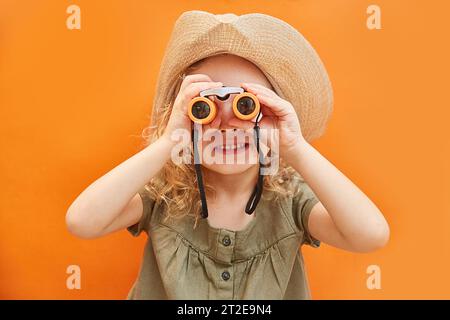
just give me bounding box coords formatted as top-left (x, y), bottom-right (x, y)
top-left (204, 165), bottom-right (259, 198)
top-left (202, 166), bottom-right (259, 231)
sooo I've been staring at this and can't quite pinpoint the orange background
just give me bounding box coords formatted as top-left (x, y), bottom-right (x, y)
top-left (1, 0), bottom-right (449, 299)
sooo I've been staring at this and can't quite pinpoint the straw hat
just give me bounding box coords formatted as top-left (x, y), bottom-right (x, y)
top-left (151, 10), bottom-right (333, 141)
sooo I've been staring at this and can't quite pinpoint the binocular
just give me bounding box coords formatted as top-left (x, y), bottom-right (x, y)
top-left (188, 86), bottom-right (260, 124)
top-left (189, 86), bottom-right (264, 219)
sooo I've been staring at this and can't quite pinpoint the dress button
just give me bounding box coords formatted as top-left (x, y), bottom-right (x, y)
top-left (221, 271), bottom-right (231, 281)
top-left (222, 235), bottom-right (231, 246)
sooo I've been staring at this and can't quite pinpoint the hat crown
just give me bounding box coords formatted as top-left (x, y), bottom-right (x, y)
top-left (215, 13), bottom-right (238, 24)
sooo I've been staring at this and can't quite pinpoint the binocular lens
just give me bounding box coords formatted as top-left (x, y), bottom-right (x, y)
top-left (236, 96), bottom-right (256, 115)
top-left (189, 91), bottom-right (258, 124)
top-left (191, 101), bottom-right (211, 119)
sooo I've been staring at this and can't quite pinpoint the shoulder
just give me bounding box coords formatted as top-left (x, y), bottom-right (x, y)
top-left (127, 184), bottom-right (164, 237)
top-left (277, 173), bottom-right (320, 247)
top-left (289, 173), bottom-right (319, 209)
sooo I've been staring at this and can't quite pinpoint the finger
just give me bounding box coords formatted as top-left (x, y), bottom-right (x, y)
top-left (260, 104), bottom-right (276, 117)
top-left (241, 83), bottom-right (292, 117)
top-left (180, 74), bottom-right (214, 91)
top-left (184, 81), bottom-right (223, 99)
top-left (241, 82), bottom-right (279, 99)
top-left (253, 93), bottom-right (289, 117)
top-left (177, 82), bottom-right (223, 113)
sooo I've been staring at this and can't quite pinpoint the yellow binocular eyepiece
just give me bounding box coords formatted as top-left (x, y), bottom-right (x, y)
top-left (188, 86), bottom-right (260, 124)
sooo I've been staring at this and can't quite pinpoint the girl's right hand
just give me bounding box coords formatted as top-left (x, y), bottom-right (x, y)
top-left (161, 74), bottom-right (223, 146)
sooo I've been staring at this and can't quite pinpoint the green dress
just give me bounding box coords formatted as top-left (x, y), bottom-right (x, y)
top-left (126, 176), bottom-right (320, 299)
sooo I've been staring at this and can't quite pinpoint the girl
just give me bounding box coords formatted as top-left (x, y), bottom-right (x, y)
top-left (66, 11), bottom-right (389, 299)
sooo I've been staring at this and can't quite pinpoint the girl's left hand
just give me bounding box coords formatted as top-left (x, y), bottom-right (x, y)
top-left (229, 82), bottom-right (306, 160)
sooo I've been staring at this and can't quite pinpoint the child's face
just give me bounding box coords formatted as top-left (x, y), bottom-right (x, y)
top-left (187, 54), bottom-right (274, 176)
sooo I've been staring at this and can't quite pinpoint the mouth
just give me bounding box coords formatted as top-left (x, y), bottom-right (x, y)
top-left (214, 142), bottom-right (250, 154)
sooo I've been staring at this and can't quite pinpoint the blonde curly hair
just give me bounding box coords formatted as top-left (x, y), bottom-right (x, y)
top-left (141, 56), bottom-right (302, 228)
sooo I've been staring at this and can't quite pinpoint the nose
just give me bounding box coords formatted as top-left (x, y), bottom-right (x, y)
top-left (214, 96), bottom-right (236, 130)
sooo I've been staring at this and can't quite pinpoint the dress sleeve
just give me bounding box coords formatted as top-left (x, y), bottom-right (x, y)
top-left (127, 185), bottom-right (156, 237)
top-left (292, 177), bottom-right (321, 248)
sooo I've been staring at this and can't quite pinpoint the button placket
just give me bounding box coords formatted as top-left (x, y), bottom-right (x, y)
top-left (222, 235), bottom-right (231, 246)
top-left (214, 230), bottom-right (236, 299)
top-left (217, 266), bottom-right (234, 299)
top-left (216, 230), bottom-right (235, 263)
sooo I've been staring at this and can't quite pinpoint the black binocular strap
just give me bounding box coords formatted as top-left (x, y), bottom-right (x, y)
top-left (244, 123), bottom-right (264, 215)
top-left (192, 116), bottom-right (264, 219)
top-left (192, 127), bottom-right (209, 219)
